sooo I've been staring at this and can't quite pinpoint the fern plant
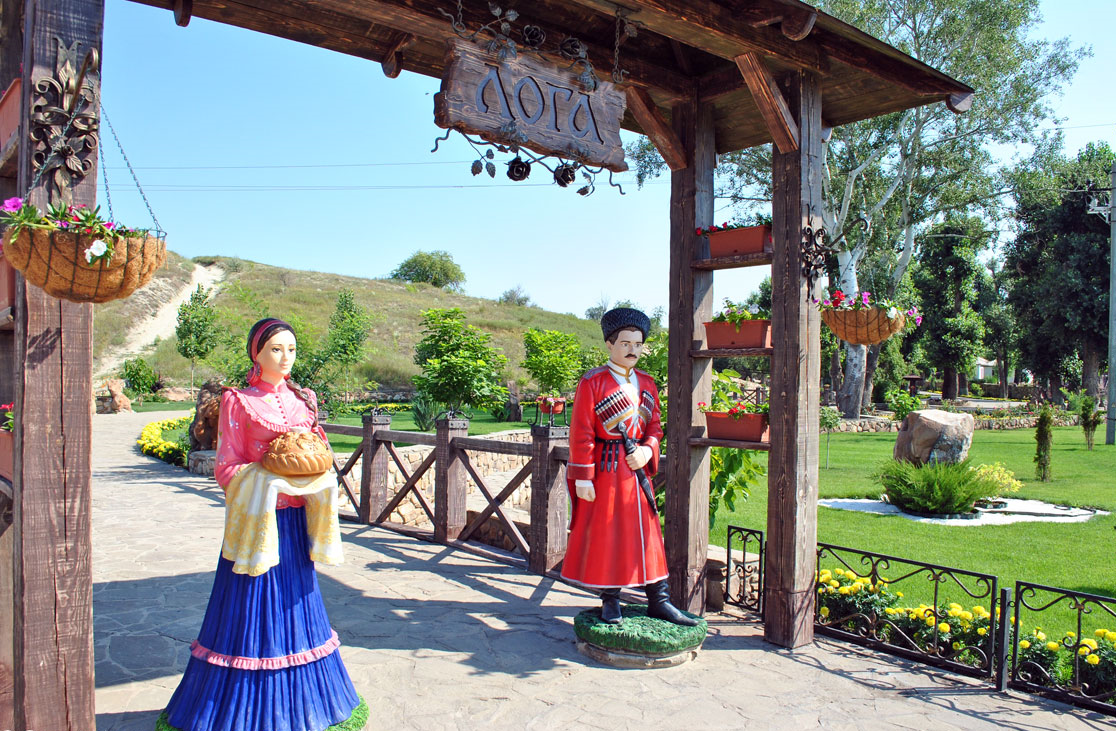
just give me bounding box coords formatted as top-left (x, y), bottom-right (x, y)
top-left (875, 459), bottom-right (1000, 515)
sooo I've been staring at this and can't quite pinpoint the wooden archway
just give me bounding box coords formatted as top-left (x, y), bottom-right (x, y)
top-left (0, 0), bottom-right (971, 726)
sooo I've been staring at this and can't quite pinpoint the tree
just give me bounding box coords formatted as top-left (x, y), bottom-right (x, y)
top-left (390, 250), bottom-right (466, 292)
top-left (628, 0), bottom-right (1083, 417)
top-left (912, 217), bottom-right (988, 399)
top-left (975, 263), bottom-right (1016, 400)
top-left (498, 286), bottom-right (531, 307)
top-left (175, 285), bottom-right (220, 389)
top-left (522, 328), bottom-right (583, 396)
top-left (413, 308), bottom-right (508, 413)
top-left (290, 289), bottom-right (374, 410)
top-left (1004, 142), bottom-right (1113, 399)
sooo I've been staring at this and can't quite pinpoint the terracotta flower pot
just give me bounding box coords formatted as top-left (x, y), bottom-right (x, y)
top-left (2, 227), bottom-right (166, 304)
top-left (705, 411), bottom-right (769, 442)
top-left (0, 429), bottom-right (12, 482)
top-left (704, 319), bottom-right (772, 348)
top-left (706, 225), bottom-right (771, 258)
top-left (0, 78), bottom-right (20, 148)
top-left (0, 253), bottom-right (14, 312)
top-left (538, 397), bottom-right (566, 415)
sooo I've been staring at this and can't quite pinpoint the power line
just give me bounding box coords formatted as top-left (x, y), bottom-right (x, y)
top-left (100, 160), bottom-right (476, 170)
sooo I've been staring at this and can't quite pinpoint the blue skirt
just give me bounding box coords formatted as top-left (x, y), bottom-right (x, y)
top-left (165, 507), bottom-right (360, 730)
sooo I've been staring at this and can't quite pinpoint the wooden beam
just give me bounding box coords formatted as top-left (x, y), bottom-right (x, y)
top-left (765, 68), bottom-right (822, 649)
top-left (527, 425), bottom-right (568, 575)
top-left (781, 8), bottom-right (817, 41)
top-left (10, 3), bottom-right (99, 725)
top-left (664, 95), bottom-right (714, 615)
top-left (947, 91), bottom-right (974, 114)
top-left (380, 30), bottom-right (414, 79)
top-left (734, 52), bottom-right (798, 153)
top-left (624, 86), bottom-right (688, 171)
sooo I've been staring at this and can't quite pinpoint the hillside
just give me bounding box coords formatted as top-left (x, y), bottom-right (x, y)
top-left (94, 253), bottom-right (607, 390)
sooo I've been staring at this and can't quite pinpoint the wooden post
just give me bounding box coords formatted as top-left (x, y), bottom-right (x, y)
top-left (434, 416), bottom-right (469, 542)
top-left (8, 1), bottom-right (104, 727)
top-left (527, 424), bottom-right (568, 574)
top-left (664, 94), bottom-right (715, 614)
top-left (358, 412), bottom-right (391, 524)
top-left (765, 69), bottom-right (823, 649)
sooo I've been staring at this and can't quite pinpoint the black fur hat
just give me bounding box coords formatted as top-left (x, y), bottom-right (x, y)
top-left (600, 307), bottom-right (651, 341)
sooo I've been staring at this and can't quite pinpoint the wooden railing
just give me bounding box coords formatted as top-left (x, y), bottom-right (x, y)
top-left (321, 414), bottom-right (570, 574)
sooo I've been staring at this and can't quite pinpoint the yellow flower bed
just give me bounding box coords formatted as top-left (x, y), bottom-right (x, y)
top-left (138, 412), bottom-right (194, 467)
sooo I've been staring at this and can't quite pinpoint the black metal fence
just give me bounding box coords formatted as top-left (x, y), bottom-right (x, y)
top-left (1011, 582), bottom-right (1116, 714)
top-left (725, 525), bottom-right (763, 614)
top-left (722, 524), bottom-right (1116, 716)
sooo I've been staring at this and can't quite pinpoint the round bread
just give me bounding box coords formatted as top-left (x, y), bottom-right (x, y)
top-left (261, 431), bottom-right (332, 478)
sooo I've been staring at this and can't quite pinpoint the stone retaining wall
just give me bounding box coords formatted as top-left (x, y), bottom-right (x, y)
top-left (830, 414), bottom-right (1080, 433)
top-left (341, 428), bottom-right (535, 527)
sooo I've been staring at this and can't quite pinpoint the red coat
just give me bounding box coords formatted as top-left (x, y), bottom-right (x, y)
top-left (560, 363), bottom-right (668, 588)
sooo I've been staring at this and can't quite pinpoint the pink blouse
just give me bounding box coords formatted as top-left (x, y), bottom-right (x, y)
top-left (215, 380), bottom-right (329, 506)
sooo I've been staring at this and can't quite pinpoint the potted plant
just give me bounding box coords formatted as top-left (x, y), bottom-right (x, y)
top-left (0, 77), bottom-right (20, 148)
top-left (537, 393), bottom-right (566, 415)
top-left (816, 289), bottom-right (920, 346)
top-left (0, 402), bottom-right (12, 482)
top-left (698, 369), bottom-right (770, 442)
top-left (704, 298), bottom-right (771, 349)
top-left (0, 197), bottom-right (166, 304)
top-left (696, 221), bottom-right (772, 258)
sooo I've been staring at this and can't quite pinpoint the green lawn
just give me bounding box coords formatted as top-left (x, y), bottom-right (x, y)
top-left (323, 404), bottom-right (556, 452)
top-left (713, 427), bottom-right (1116, 634)
top-left (130, 400), bottom-right (197, 413)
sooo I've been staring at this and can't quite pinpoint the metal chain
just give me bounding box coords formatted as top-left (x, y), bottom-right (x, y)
top-left (100, 104), bottom-right (163, 234)
top-left (97, 132), bottom-right (114, 221)
top-left (24, 105), bottom-right (83, 200)
top-left (612, 8), bottom-right (639, 84)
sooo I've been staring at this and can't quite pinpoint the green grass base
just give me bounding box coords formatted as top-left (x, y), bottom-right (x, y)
top-left (574, 603), bottom-right (707, 654)
top-left (155, 693), bottom-right (369, 731)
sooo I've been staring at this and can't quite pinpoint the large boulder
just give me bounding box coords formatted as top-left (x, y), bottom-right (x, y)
top-left (158, 386), bottom-right (193, 402)
top-left (893, 409), bottom-right (975, 465)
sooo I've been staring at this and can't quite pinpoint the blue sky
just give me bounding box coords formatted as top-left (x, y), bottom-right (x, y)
top-left (97, 0), bottom-right (1115, 318)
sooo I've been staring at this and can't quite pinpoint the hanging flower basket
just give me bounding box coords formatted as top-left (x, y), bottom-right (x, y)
top-left (697, 224), bottom-right (771, 258)
top-left (3, 227), bottom-right (166, 304)
top-left (704, 319), bottom-right (771, 349)
top-left (705, 412), bottom-right (769, 442)
top-left (821, 308), bottom-right (905, 346)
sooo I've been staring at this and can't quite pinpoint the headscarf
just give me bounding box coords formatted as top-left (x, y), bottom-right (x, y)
top-left (245, 317), bottom-right (295, 386)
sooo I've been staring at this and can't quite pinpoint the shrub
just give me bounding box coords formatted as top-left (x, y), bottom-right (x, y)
top-left (410, 391), bottom-right (445, 432)
top-left (390, 250), bottom-right (465, 292)
top-left (498, 286), bottom-right (531, 307)
top-left (969, 382), bottom-right (983, 397)
top-left (875, 459), bottom-right (1000, 515)
top-left (413, 308), bottom-right (508, 413)
top-left (971, 462), bottom-right (1022, 496)
top-left (819, 406), bottom-right (841, 469)
top-left (1035, 405), bottom-right (1053, 482)
top-left (1081, 396), bottom-right (1104, 451)
top-left (522, 328), bottom-right (582, 396)
top-left (121, 357), bottom-right (159, 395)
top-left (886, 388), bottom-right (922, 421)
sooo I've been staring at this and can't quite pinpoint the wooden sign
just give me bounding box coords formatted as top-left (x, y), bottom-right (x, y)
top-left (434, 38), bottom-right (628, 172)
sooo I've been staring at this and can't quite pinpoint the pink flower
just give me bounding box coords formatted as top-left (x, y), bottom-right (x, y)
top-left (1, 197), bottom-right (21, 212)
top-left (861, 292), bottom-right (871, 306)
top-left (915, 316), bottom-right (923, 326)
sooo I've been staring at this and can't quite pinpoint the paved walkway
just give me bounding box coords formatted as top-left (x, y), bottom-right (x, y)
top-left (93, 411), bottom-right (1108, 730)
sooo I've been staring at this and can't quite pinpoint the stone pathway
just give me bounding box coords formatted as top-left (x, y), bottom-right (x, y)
top-left (93, 411), bottom-right (1110, 730)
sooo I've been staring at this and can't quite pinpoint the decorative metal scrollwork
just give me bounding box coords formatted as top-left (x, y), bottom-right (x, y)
top-left (29, 39), bottom-right (100, 206)
top-left (800, 224), bottom-right (834, 295)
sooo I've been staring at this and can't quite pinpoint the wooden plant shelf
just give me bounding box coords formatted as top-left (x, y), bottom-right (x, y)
top-left (691, 347), bottom-right (774, 358)
top-left (0, 134), bottom-right (17, 179)
top-left (692, 248), bottom-right (773, 270)
top-left (689, 437), bottom-right (771, 451)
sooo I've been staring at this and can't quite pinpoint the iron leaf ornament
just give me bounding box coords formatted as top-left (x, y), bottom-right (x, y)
top-left (30, 39), bottom-right (100, 206)
top-left (801, 225), bottom-right (835, 296)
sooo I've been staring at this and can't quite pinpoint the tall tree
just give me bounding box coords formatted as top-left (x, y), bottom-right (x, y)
top-left (628, 0), bottom-right (1083, 417)
top-left (175, 285), bottom-right (220, 390)
top-left (1004, 141), bottom-right (1114, 399)
top-left (912, 217), bottom-right (988, 399)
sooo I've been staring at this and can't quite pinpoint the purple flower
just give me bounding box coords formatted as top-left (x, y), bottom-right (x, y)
top-left (915, 316), bottom-right (923, 326)
top-left (861, 292), bottom-right (871, 306)
top-left (1, 197), bottom-right (22, 212)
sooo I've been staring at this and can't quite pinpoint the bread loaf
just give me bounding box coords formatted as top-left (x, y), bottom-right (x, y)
top-left (262, 431), bottom-right (332, 478)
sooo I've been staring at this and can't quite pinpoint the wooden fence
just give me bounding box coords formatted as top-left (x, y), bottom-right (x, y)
top-left (322, 414), bottom-right (571, 575)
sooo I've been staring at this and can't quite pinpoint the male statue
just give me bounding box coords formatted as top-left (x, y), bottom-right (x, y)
top-left (561, 307), bottom-right (698, 626)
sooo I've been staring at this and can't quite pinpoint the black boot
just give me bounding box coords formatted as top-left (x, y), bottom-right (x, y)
top-left (599, 588), bottom-right (623, 624)
top-left (644, 579), bottom-right (700, 626)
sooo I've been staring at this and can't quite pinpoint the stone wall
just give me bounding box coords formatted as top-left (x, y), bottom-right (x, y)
top-left (340, 428), bottom-right (536, 527)
top-left (830, 414), bottom-right (1080, 434)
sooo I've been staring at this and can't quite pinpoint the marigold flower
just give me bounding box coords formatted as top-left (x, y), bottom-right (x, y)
top-left (1020, 640), bottom-right (1031, 649)
top-left (978, 628), bottom-right (988, 636)
top-left (1086, 654), bottom-right (1101, 665)
top-left (938, 622), bottom-right (950, 634)
top-left (1078, 646), bottom-right (1090, 655)
top-left (1046, 642), bottom-right (1060, 652)
top-left (1095, 628), bottom-right (1109, 638)
top-left (1105, 632), bottom-right (1116, 643)
top-left (819, 606), bottom-right (830, 618)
